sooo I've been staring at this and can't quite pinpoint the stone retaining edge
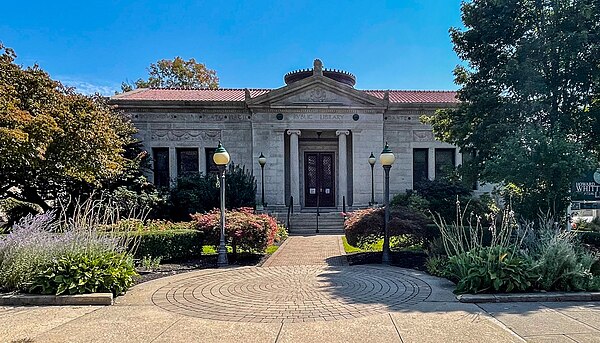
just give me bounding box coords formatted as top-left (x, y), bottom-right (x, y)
top-left (457, 292), bottom-right (600, 303)
top-left (0, 293), bottom-right (113, 306)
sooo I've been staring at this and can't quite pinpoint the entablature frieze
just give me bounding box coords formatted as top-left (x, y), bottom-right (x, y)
top-left (250, 108), bottom-right (385, 114)
top-left (130, 112), bottom-right (252, 122)
top-left (147, 129), bottom-right (222, 142)
top-left (123, 107), bottom-right (249, 114)
top-left (383, 114), bottom-right (428, 123)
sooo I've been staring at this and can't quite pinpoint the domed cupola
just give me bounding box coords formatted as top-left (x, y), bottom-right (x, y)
top-left (284, 59), bottom-right (356, 87)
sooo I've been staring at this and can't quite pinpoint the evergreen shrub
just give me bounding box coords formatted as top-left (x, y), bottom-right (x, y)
top-left (169, 164), bottom-right (256, 221)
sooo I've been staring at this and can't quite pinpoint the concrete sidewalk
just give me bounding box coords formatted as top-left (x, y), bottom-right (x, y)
top-left (0, 235), bottom-right (596, 342)
top-left (0, 267), bottom-right (522, 343)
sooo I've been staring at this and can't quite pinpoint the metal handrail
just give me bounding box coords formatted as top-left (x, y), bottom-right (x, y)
top-left (286, 196), bottom-right (293, 231)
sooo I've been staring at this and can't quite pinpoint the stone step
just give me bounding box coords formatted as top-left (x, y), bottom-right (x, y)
top-left (289, 229), bottom-right (345, 235)
top-left (269, 211), bottom-right (346, 235)
top-left (288, 213), bottom-right (345, 235)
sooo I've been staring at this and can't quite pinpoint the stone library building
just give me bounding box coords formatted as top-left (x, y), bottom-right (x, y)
top-left (111, 59), bottom-right (463, 212)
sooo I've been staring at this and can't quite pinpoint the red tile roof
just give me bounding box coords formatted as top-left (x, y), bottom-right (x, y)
top-left (112, 88), bottom-right (457, 104)
top-left (112, 88), bottom-right (271, 102)
top-left (363, 90), bottom-right (457, 103)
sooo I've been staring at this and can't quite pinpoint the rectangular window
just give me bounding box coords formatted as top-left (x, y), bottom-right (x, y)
top-left (205, 148), bottom-right (219, 174)
top-left (462, 151), bottom-right (478, 190)
top-left (176, 148), bottom-right (199, 178)
top-left (435, 148), bottom-right (456, 179)
top-left (413, 148), bottom-right (429, 188)
top-left (152, 148), bottom-right (170, 188)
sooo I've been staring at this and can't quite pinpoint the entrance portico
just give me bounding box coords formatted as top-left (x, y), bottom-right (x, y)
top-left (285, 129), bottom-right (350, 210)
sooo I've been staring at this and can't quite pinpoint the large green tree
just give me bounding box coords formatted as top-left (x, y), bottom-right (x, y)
top-left (0, 44), bottom-right (137, 210)
top-left (427, 0), bottom-right (600, 218)
top-left (121, 56), bottom-right (219, 92)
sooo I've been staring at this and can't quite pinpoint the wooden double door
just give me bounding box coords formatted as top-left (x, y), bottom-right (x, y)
top-left (304, 152), bottom-right (335, 207)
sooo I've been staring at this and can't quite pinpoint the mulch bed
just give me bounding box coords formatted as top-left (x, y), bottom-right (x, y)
top-left (346, 250), bottom-right (428, 271)
top-left (134, 253), bottom-right (269, 285)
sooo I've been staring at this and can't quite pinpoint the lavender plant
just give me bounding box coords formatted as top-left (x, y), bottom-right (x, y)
top-left (0, 197), bottom-right (141, 293)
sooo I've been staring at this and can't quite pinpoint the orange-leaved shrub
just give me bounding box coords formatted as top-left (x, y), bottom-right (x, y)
top-left (344, 205), bottom-right (435, 248)
top-left (191, 207), bottom-right (278, 254)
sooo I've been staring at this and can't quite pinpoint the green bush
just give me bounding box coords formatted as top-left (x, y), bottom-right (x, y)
top-left (390, 192), bottom-right (430, 214)
top-left (425, 255), bottom-right (449, 278)
top-left (344, 205), bottom-right (435, 249)
top-left (447, 245), bottom-right (536, 294)
top-left (393, 180), bottom-right (493, 224)
top-left (169, 164), bottom-right (256, 221)
top-left (433, 204), bottom-right (600, 294)
top-left (0, 211), bottom-right (133, 293)
top-left (29, 252), bottom-right (137, 296)
top-left (192, 208), bottom-right (277, 254)
top-left (130, 229), bottom-right (203, 261)
top-left (101, 176), bottom-right (168, 219)
top-left (529, 230), bottom-right (598, 291)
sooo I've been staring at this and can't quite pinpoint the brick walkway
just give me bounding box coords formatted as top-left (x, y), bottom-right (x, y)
top-left (152, 265), bottom-right (432, 323)
top-left (262, 235), bottom-right (348, 267)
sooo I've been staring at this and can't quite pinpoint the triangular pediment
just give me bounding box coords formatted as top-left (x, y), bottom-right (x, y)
top-left (247, 75), bottom-right (385, 109)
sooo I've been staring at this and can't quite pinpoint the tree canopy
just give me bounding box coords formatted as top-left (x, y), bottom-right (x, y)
top-left (121, 56), bottom-right (219, 92)
top-left (427, 0), bottom-right (600, 218)
top-left (0, 43), bottom-right (137, 211)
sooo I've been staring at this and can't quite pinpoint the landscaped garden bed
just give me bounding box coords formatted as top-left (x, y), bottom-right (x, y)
top-left (118, 209), bottom-right (288, 285)
top-left (0, 198), bottom-right (287, 300)
top-left (343, 179), bottom-right (600, 297)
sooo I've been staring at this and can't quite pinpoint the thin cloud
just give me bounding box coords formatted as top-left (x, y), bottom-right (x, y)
top-left (57, 76), bottom-right (119, 96)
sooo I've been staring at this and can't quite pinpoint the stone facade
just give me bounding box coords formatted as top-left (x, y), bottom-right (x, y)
top-left (110, 60), bottom-right (467, 211)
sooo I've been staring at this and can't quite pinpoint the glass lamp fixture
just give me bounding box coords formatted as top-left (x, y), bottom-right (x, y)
top-left (213, 141), bottom-right (230, 166)
top-left (379, 142), bottom-right (395, 166)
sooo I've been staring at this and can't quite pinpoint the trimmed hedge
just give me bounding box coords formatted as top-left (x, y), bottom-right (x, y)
top-left (129, 229), bottom-right (203, 261)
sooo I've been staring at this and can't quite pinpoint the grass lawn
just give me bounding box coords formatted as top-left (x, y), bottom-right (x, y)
top-left (342, 236), bottom-right (423, 254)
top-left (265, 245), bottom-right (279, 254)
top-left (342, 236), bottom-right (383, 253)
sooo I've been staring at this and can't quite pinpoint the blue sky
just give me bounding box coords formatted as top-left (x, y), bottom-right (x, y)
top-left (1, 0), bottom-right (464, 95)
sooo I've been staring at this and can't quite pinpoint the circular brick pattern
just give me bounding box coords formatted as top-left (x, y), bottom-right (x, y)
top-left (152, 265), bottom-right (432, 323)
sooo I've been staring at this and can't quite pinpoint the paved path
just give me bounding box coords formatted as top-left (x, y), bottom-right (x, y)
top-left (481, 302), bottom-right (600, 342)
top-left (152, 265), bottom-right (432, 323)
top-left (262, 235), bottom-right (347, 267)
top-left (2, 235), bottom-right (596, 342)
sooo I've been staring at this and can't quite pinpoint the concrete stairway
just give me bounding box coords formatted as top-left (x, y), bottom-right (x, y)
top-left (286, 211), bottom-right (345, 235)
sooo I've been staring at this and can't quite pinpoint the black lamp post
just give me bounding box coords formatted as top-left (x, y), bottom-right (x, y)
top-left (258, 153), bottom-right (267, 207)
top-left (368, 152), bottom-right (376, 206)
top-left (379, 142), bottom-right (395, 265)
top-left (213, 141), bottom-right (230, 267)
